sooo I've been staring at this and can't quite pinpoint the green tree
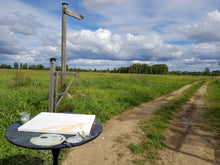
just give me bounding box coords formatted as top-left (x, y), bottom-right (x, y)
top-left (142, 64), bottom-right (149, 74)
top-left (131, 63), bottom-right (142, 74)
top-left (66, 65), bottom-right (69, 71)
top-left (20, 63), bottom-right (22, 69)
top-left (204, 67), bottom-right (211, 76)
top-left (152, 64), bottom-right (168, 74)
top-left (36, 64), bottom-right (45, 70)
top-left (0, 64), bottom-right (12, 69)
top-left (23, 63), bottom-right (28, 69)
top-left (14, 62), bottom-right (19, 69)
top-left (29, 64), bottom-right (36, 70)
top-left (56, 66), bottom-right (61, 71)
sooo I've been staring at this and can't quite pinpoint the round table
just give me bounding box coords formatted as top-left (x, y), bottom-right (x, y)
top-left (5, 117), bottom-right (102, 165)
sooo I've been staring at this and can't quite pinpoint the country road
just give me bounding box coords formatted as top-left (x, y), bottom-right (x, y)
top-left (62, 82), bottom-right (219, 165)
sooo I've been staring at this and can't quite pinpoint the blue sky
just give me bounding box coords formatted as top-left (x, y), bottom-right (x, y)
top-left (0, 0), bottom-right (220, 71)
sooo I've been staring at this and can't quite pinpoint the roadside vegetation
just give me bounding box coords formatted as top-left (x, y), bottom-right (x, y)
top-left (205, 78), bottom-right (220, 139)
top-left (0, 69), bottom-right (212, 164)
top-left (128, 81), bottom-right (206, 164)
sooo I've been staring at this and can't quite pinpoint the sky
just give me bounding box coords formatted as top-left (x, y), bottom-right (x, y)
top-left (0, 0), bottom-right (220, 71)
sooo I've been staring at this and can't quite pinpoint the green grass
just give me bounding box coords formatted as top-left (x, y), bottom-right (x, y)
top-left (0, 69), bottom-right (212, 164)
top-left (205, 80), bottom-right (220, 139)
top-left (60, 73), bottom-right (211, 122)
top-left (129, 81), bottom-right (205, 164)
top-left (128, 144), bottom-right (146, 154)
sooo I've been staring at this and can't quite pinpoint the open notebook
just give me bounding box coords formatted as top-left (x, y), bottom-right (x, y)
top-left (18, 112), bottom-right (96, 136)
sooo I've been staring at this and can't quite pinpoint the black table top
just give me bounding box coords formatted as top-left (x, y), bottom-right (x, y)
top-left (5, 118), bottom-right (103, 150)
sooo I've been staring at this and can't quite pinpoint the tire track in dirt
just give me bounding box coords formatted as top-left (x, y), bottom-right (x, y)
top-left (62, 83), bottom-right (196, 165)
top-left (158, 82), bottom-right (219, 165)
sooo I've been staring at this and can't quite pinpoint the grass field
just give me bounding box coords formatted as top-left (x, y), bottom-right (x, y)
top-left (0, 69), bottom-right (213, 164)
top-left (205, 79), bottom-right (220, 139)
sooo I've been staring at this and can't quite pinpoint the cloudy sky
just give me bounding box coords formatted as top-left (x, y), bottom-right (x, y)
top-left (0, 0), bottom-right (220, 71)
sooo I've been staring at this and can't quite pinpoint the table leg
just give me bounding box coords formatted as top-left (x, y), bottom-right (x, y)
top-left (52, 149), bottom-right (61, 165)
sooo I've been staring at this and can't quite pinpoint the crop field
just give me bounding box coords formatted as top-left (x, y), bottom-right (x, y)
top-left (0, 69), bottom-right (213, 164)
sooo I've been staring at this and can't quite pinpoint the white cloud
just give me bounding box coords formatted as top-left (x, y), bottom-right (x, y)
top-left (208, 10), bottom-right (220, 21)
top-left (0, 0), bottom-right (60, 43)
top-left (82, 0), bottom-right (218, 35)
top-left (115, 24), bottom-right (156, 34)
top-left (82, 0), bottom-right (135, 10)
top-left (68, 59), bottom-right (129, 70)
top-left (0, 0), bottom-right (61, 65)
top-left (184, 57), bottom-right (195, 63)
top-left (1, 0), bottom-right (220, 72)
top-left (65, 28), bottom-right (168, 61)
top-left (180, 10), bottom-right (220, 43)
top-left (0, 26), bottom-right (25, 55)
top-left (126, 33), bottom-right (163, 49)
top-left (0, 12), bottom-right (43, 35)
top-left (21, 25), bottom-right (219, 71)
top-left (67, 28), bottom-right (122, 57)
top-left (191, 43), bottom-right (220, 62)
top-left (82, 0), bottom-right (145, 29)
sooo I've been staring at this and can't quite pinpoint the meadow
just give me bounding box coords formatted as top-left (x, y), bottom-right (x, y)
top-left (0, 69), bottom-right (212, 164)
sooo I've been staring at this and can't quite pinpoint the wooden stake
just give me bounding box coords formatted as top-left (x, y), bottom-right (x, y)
top-left (61, 3), bottom-right (68, 90)
top-left (49, 58), bottom-right (56, 112)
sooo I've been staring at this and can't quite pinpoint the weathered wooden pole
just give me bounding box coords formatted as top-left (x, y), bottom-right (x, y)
top-left (61, 3), bottom-right (83, 90)
top-left (49, 58), bottom-right (57, 112)
top-left (61, 3), bottom-right (68, 90)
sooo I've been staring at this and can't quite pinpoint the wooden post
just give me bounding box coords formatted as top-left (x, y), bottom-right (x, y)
top-left (61, 3), bottom-right (83, 90)
top-left (61, 3), bottom-right (68, 90)
top-left (49, 58), bottom-right (57, 112)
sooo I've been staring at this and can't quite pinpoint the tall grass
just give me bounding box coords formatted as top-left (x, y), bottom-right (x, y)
top-left (0, 69), bottom-right (212, 164)
top-left (59, 73), bottom-right (211, 122)
top-left (0, 70), bottom-right (51, 165)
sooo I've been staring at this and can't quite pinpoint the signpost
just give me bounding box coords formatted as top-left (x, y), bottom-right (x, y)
top-left (61, 3), bottom-right (83, 89)
top-left (49, 3), bottom-right (83, 112)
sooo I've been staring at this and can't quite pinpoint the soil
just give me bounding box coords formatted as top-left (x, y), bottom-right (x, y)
top-left (62, 82), bottom-right (219, 165)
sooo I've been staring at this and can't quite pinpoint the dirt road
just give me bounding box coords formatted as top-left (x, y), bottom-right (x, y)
top-left (62, 82), bottom-right (218, 165)
top-left (158, 82), bottom-right (219, 165)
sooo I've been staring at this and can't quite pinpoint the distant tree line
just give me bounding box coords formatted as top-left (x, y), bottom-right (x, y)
top-left (0, 64), bottom-right (12, 69)
top-left (169, 68), bottom-right (220, 76)
top-left (110, 64), bottom-right (168, 74)
top-left (110, 64), bottom-right (220, 76)
top-left (0, 62), bottom-right (220, 76)
top-left (12, 62), bottom-right (47, 70)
